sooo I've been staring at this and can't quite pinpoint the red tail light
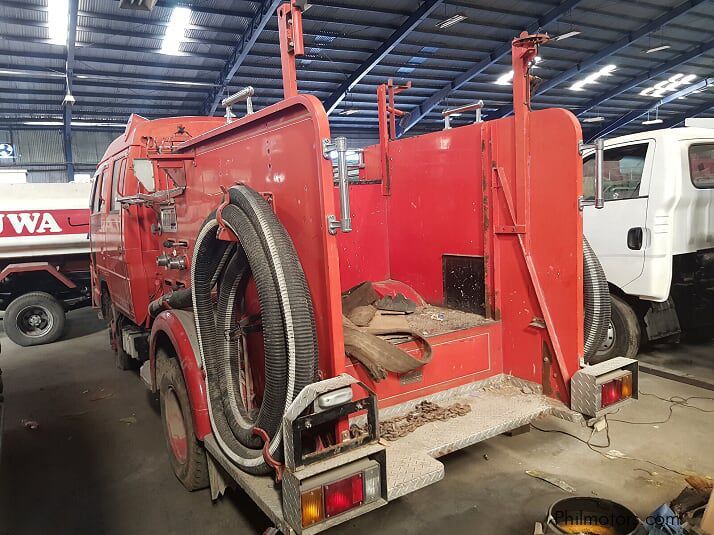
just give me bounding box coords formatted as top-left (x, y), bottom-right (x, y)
top-left (324, 473), bottom-right (364, 518)
top-left (600, 370), bottom-right (634, 408)
top-left (601, 380), bottom-right (622, 407)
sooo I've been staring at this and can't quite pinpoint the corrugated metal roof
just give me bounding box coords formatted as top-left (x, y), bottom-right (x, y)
top-left (0, 0), bottom-right (710, 139)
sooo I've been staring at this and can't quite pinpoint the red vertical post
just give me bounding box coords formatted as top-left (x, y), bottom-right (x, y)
top-left (277, 2), bottom-right (304, 99)
top-left (388, 80), bottom-right (397, 141)
top-left (511, 32), bottom-right (548, 249)
top-left (377, 83), bottom-right (390, 194)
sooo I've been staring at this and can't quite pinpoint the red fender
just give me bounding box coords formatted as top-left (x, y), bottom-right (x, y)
top-left (150, 309), bottom-right (211, 439)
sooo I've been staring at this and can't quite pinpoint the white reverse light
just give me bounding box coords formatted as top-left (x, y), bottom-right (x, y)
top-left (494, 56), bottom-right (542, 85)
top-left (569, 65), bottom-right (617, 91)
top-left (48, 0), bottom-right (70, 46)
top-left (640, 74), bottom-right (697, 98)
top-left (161, 7), bottom-right (192, 55)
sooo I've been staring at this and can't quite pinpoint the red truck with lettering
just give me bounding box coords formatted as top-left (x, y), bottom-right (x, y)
top-left (0, 182), bottom-right (91, 346)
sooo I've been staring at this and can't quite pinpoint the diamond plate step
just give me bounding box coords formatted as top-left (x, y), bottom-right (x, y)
top-left (376, 376), bottom-right (559, 500)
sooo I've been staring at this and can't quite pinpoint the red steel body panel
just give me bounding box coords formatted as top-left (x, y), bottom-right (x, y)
top-left (176, 96), bottom-right (347, 380)
top-left (345, 322), bottom-right (503, 409)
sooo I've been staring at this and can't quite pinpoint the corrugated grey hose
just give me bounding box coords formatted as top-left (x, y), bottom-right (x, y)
top-left (583, 236), bottom-right (611, 362)
top-left (191, 185), bottom-right (318, 475)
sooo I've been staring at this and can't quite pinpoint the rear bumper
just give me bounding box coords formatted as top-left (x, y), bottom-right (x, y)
top-left (205, 374), bottom-right (588, 534)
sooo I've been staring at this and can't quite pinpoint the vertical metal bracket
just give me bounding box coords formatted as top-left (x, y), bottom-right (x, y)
top-left (324, 137), bottom-right (352, 234)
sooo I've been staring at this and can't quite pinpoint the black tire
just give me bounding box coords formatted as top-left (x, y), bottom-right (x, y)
top-left (157, 350), bottom-right (209, 491)
top-left (4, 292), bottom-right (66, 347)
top-left (591, 294), bottom-right (640, 363)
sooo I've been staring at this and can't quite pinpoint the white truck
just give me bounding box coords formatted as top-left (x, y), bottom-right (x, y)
top-left (583, 126), bottom-right (714, 360)
top-left (0, 182), bottom-right (91, 346)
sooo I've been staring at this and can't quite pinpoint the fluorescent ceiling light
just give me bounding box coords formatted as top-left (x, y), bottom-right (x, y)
top-left (23, 121), bottom-right (125, 128)
top-left (495, 71), bottom-right (515, 85)
top-left (569, 64), bottom-right (616, 91)
top-left (339, 109), bottom-right (359, 116)
top-left (645, 45), bottom-right (671, 54)
top-left (437, 14), bottom-right (467, 29)
top-left (494, 56), bottom-right (542, 85)
top-left (583, 116), bottom-right (606, 123)
top-left (642, 118), bottom-right (663, 125)
top-left (640, 73), bottom-right (696, 98)
top-left (556, 30), bottom-right (581, 41)
top-left (161, 7), bottom-right (191, 55)
top-left (48, 0), bottom-right (70, 46)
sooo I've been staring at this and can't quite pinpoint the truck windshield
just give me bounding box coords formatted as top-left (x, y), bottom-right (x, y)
top-left (583, 143), bottom-right (648, 201)
top-left (689, 143), bottom-right (714, 189)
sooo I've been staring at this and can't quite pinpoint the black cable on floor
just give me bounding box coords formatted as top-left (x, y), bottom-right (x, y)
top-left (608, 391), bottom-right (714, 425)
top-left (531, 412), bottom-right (692, 477)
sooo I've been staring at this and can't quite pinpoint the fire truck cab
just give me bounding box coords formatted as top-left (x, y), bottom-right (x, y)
top-left (88, 116), bottom-right (224, 368)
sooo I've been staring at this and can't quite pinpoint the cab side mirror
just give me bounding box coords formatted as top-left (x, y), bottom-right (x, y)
top-left (132, 159), bottom-right (155, 192)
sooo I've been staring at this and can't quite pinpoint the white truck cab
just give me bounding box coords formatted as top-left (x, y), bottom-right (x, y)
top-left (584, 126), bottom-right (714, 360)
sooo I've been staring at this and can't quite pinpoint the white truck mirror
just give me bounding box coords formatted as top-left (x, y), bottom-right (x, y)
top-left (133, 159), bottom-right (155, 192)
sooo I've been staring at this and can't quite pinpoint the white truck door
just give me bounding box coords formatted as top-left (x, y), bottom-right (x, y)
top-left (583, 140), bottom-right (654, 290)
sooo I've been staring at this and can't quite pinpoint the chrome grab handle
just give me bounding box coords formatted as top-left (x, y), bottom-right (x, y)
top-left (579, 138), bottom-right (605, 210)
top-left (442, 100), bottom-right (484, 129)
top-left (326, 137), bottom-right (352, 234)
top-left (221, 86), bottom-right (254, 123)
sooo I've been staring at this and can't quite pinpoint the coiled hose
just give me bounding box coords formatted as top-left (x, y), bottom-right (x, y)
top-left (583, 236), bottom-right (610, 363)
top-left (191, 185), bottom-right (318, 475)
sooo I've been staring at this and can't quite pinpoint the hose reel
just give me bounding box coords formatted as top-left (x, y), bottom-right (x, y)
top-left (191, 185), bottom-right (318, 475)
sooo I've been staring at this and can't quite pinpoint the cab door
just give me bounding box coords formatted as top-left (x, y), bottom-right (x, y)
top-left (583, 140), bottom-right (654, 290)
top-left (103, 154), bottom-right (134, 318)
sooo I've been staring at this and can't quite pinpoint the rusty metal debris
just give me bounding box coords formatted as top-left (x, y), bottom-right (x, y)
top-left (351, 400), bottom-right (471, 442)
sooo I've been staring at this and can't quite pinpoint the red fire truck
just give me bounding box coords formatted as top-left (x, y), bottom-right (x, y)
top-left (0, 182), bottom-right (91, 346)
top-left (90, 3), bottom-right (636, 532)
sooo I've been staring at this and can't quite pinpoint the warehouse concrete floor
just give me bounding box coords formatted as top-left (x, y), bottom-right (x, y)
top-left (0, 308), bottom-right (712, 534)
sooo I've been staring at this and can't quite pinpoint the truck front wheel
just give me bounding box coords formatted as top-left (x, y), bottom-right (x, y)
top-left (592, 294), bottom-right (640, 363)
top-left (157, 350), bottom-right (209, 491)
top-left (4, 292), bottom-right (66, 347)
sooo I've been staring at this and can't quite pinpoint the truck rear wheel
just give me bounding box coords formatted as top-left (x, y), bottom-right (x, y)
top-left (157, 350), bottom-right (209, 491)
top-left (4, 292), bottom-right (66, 347)
top-left (592, 294), bottom-right (640, 363)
